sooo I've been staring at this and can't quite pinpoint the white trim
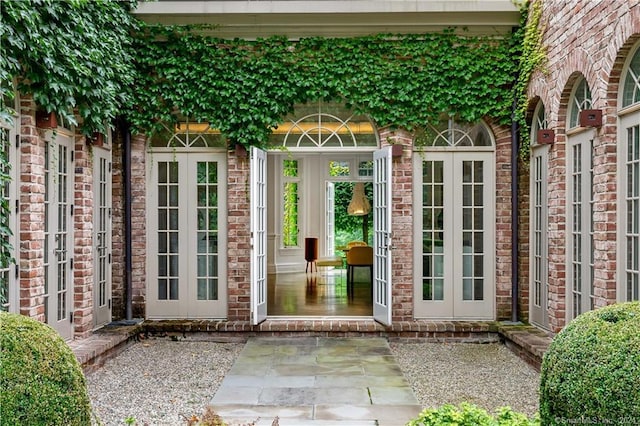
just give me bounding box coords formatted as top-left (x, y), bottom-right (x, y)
top-left (134, 1), bottom-right (519, 38)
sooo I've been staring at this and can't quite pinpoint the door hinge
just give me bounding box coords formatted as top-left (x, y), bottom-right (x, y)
top-left (69, 311), bottom-right (74, 324)
top-left (108, 253), bottom-right (111, 264)
top-left (108, 162), bottom-right (112, 173)
top-left (70, 204), bottom-right (74, 216)
top-left (15, 199), bottom-right (19, 214)
top-left (15, 134), bottom-right (20, 148)
top-left (71, 150), bottom-right (75, 162)
top-left (70, 258), bottom-right (74, 270)
top-left (14, 265), bottom-right (19, 280)
top-left (108, 299), bottom-right (111, 309)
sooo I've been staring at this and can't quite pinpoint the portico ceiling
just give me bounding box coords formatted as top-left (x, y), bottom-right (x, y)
top-left (134, 1), bottom-right (521, 39)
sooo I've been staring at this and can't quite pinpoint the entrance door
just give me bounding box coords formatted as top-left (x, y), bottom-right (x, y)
top-left (567, 130), bottom-right (595, 319)
top-left (147, 152), bottom-right (227, 318)
top-left (414, 152), bottom-right (495, 319)
top-left (44, 131), bottom-right (74, 339)
top-left (93, 147), bottom-right (112, 327)
top-left (530, 146), bottom-right (550, 328)
top-left (373, 147), bottom-right (392, 325)
top-left (250, 147), bottom-right (267, 324)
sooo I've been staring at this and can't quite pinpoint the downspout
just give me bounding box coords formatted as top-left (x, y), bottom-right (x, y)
top-left (119, 118), bottom-right (133, 321)
top-left (511, 96), bottom-right (520, 323)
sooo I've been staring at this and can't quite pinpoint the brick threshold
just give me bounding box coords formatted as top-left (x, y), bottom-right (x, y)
top-left (69, 318), bottom-right (553, 373)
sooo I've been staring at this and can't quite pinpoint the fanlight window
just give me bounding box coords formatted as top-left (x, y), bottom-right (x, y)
top-left (270, 102), bottom-right (378, 150)
top-left (568, 77), bottom-right (593, 129)
top-left (622, 45), bottom-right (640, 108)
top-left (150, 119), bottom-right (226, 148)
top-left (417, 118), bottom-right (493, 148)
top-left (531, 102), bottom-right (548, 145)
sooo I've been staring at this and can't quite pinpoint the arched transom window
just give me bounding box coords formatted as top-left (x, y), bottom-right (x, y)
top-left (416, 118), bottom-right (493, 148)
top-left (150, 119), bottom-right (226, 149)
top-left (568, 77), bottom-right (593, 129)
top-left (622, 45), bottom-right (640, 108)
top-left (269, 101), bottom-right (378, 150)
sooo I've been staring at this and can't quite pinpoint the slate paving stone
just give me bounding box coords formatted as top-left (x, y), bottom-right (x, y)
top-left (209, 337), bottom-right (422, 425)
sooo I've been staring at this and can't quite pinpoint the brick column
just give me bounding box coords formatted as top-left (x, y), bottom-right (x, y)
top-left (18, 97), bottom-right (46, 320)
top-left (226, 149), bottom-right (251, 321)
top-left (379, 127), bottom-right (414, 322)
top-left (72, 132), bottom-right (94, 338)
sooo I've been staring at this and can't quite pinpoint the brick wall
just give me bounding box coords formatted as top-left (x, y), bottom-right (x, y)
top-left (72, 131), bottom-right (94, 338)
top-left (18, 97), bottom-right (46, 321)
top-left (227, 150), bottom-right (251, 321)
top-left (526, 0), bottom-right (640, 332)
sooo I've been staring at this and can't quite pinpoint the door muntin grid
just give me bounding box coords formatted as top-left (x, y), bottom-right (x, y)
top-left (625, 124), bottom-right (640, 301)
top-left (157, 161), bottom-right (180, 300)
top-left (97, 157), bottom-right (109, 308)
top-left (55, 144), bottom-right (69, 322)
top-left (533, 155), bottom-right (546, 309)
top-left (569, 136), bottom-right (595, 319)
top-left (421, 160), bottom-right (445, 301)
top-left (0, 126), bottom-right (17, 313)
top-left (196, 161), bottom-right (220, 300)
top-left (462, 160), bottom-right (485, 301)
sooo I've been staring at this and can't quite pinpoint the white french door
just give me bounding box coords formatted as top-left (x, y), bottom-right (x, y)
top-left (620, 115), bottom-right (640, 302)
top-left (93, 147), bottom-right (112, 327)
top-left (567, 130), bottom-right (595, 319)
top-left (325, 181), bottom-right (336, 255)
top-left (414, 152), bottom-right (495, 319)
top-left (250, 147), bottom-right (267, 324)
top-left (0, 119), bottom-right (18, 313)
top-left (530, 146), bottom-right (550, 328)
top-left (373, 147), bottom-right (392, 325)
top-left (147, 152), bottom-right (227, 318)
top-left (44, 131), bottom-right (74, 339)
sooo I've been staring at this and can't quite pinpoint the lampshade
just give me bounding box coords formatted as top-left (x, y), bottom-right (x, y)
top-left (347, 182), bottom-right (371, 216)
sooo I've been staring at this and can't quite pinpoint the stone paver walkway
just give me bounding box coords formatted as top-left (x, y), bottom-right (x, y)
top-left (209, 337), bottom-right (423, 426)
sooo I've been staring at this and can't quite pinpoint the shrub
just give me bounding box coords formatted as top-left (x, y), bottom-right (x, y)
top-left (0, 312), bottom-right (92, 425)
top-left (539, 301), bottom-right (640, 425)
top-left (407, 403), bottom-right (539, 426)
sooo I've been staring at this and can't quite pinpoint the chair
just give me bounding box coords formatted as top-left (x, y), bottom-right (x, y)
top-left (347, 240), bottom-right (367, 248)
top-left (346, 246), bottom-right (373, 296)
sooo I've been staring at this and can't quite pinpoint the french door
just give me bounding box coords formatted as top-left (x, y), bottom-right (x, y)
top-left (147, 152), bottom-right (227, 318)
top-left (414, 152), bottom-right (495, 319)
top-left (620, 115), bottom-right (639, 301)
top-left (93, 147), bottom-right (112, 327)
top-left (567, 130), bottom-right (595, 319)
top-left (373, 147), bottom-right (392, 325)
top-left (44, 131), bottom-right (74, 339)
top-left (250, 147), bottom-right (267, 324)
top-left (530, 146), bottom-right (550, 328)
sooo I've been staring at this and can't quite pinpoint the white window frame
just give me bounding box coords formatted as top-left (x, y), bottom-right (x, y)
top-left (529, 101), bottom-right (551, 329)
top-left (617, 40), bottom-right (640, 302)
top-left (0, 95), bottom-right (19, 313)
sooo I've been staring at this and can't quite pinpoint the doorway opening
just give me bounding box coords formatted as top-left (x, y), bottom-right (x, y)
top-left (267, 155), bottom-right (375, 317)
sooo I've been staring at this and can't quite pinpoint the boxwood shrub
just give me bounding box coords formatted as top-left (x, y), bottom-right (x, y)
top-left (407, 403), bottom-right (539, 426)
top-left (539, 301), bottom-right (640, 425)
top-left (0, 313), bottom-right (92, 425)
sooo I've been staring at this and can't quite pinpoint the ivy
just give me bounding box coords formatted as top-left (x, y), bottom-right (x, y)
top-left (0, 0), bottom-right (139, 135)
top-left (514, 0), bottom-right (547, 159)
top-left (0, 0), bottom-right (139, 296)
top-left (128, 26), bottom-right (524, 148)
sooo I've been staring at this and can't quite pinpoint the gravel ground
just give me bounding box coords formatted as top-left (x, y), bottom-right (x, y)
top-left (86, 339), bottom-right (539, 425)
top-left (388, 342), bottom-right (540, 417)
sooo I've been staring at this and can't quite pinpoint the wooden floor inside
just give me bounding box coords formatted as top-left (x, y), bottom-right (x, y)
top-left (267, 269), bottom-right (373, 317)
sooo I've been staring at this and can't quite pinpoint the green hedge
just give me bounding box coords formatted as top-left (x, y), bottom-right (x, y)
top-left (407, 403), bottom-right (539, 426)
top-left (540, 302), bottom-right (640, 425)
top-left (0, 313), bottom-right (92, 425)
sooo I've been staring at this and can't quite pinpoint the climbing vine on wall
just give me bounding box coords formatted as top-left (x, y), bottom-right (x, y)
top-left (128, 25), bottom-right (524, 148)
top-left (514, 0), bottom-right (547, 159)
top-left (0, 0), bottom-right (138, 135)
